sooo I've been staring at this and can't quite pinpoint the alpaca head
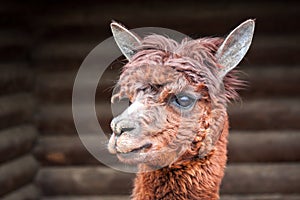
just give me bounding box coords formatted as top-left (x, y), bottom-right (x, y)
top-left (108, 20), bottom-right (255, 169)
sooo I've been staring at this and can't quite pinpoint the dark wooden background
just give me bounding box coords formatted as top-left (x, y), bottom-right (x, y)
top-left (0, 0), bottom-right (300, 199)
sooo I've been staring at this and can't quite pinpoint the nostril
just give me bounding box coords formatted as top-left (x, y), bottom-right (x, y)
top-left (121, 127), bottom-right (135, 133)
top-left (114, 126), bottom-right (135, 136)
top-left (111, 119), bottom-right (136, 136)
top-left (117, 127), bottom-right (135, 136)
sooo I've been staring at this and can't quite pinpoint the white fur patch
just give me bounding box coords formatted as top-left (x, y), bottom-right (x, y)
top-left (127, 101), bottom-right (144, 115)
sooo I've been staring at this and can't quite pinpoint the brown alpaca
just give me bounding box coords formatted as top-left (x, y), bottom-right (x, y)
top-left (108, 20), bottom-right (255, 200)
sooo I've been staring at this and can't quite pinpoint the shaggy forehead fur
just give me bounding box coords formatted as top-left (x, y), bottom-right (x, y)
top-left (116, 34), bottom-right (242, 105)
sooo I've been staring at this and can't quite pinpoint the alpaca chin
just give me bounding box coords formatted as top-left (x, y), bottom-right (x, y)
top-left (116, 151), bottom-right (149, 165)
top-left (115, 142), bottom-right (179, 169)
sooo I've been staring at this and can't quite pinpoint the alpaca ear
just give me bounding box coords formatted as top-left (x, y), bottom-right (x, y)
top-left (216, 19), bottom-right (255, 79)
top-left (111, 21), bottom-right (142, 61)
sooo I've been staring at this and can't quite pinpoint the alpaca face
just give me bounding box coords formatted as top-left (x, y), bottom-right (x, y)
top-left (108, 20), bottom-right (255, 168)
top-left (108, 63), bottom-right (211, 167)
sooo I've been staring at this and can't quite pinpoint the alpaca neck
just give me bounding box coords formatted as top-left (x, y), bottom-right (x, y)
top-left (132, 120), bottom-right (229, 200)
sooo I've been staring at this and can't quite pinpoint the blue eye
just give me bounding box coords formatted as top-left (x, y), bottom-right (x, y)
top-left (172, 94), bottom-right (196, 109)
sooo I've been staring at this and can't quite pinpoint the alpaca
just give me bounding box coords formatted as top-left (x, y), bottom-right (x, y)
top-left (108, 20), bottom-right (255, 200)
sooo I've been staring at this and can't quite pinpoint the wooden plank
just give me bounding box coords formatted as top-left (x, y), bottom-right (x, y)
top-left (2, 184), bottom-right (40, 200)
top-left (35, 68), bottom-right (119, 103)
top-left (0, 155), bottom-right (39, 196)
top-left (228, 131), bottom-right (300, 163)
top-left (0, 41), bottom-right (30, 62)
top-left (0, 64), bottom-right (33, 95)
top-left (246, 36), bottom-right (300, 65)
top-left (0, 14), bottom-right (28, 32)
top-left (35, 71), bottom-right (77, 103)
top-left (36, 164), bottom-right (300, 195)
top-left (241, 66), bottom-right (300, 99)
top-left (0, 29), bottom-right (30, 61)
top-left (0, 30), bottom-right (31, 49)
top-left (34, 131), bottom-right (300, 165)
top-left (37, 98), bottom-right (300, 135)
top-left (228, 98), bottom-right (300, 130)
top-left (36, 167), bottom-right (134, 196)
top-left (222, 194), bottom-right (300, 200)
top-left (34, 136), bottom-right (98, 165)
top-left (41, 194), bottom-right (300, 200)
top-left (36, 2), bottom-right (300, 36)
top-left (32, 42), bottom-right (96, 68)
top-left (36, 104), bottom-right (76, 135)
top-left (0, 2), bottom-right (28, 14)
top-left (32, 35), bottom-right (300, 68)
top-left (0, 93), bottom-right (34, 130)
top-left (0, 125), bottom-right (37, 163)
top-left (37, 103), bottom-right (112, 135)
top-left (42, 196), bottom-right (129, 200)
top-left (221, 163), bottom-right (300, 194)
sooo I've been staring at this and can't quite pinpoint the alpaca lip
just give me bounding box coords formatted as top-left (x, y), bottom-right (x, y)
top-left (118, 143), bottom-right (152, 154)
top-left (130, 143), bottom-right (152, 153)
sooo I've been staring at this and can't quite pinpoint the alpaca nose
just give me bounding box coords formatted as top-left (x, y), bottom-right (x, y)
top-left (111, 119), bottom-right (136, 136)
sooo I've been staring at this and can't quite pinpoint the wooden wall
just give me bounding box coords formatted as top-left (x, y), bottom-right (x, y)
top-left (0, 0), bottom-right (300, 199)
top-left (0, 2), bottom-right (40, 200)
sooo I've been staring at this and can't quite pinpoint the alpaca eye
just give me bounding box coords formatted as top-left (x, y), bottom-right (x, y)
top-left (172, 94), bottom-right (196, 109)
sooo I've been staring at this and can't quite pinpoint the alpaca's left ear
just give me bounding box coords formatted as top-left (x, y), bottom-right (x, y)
top-left (111, 21), bottom-right (142, 61)
top-left (216, 19), bottom-right (255, 79)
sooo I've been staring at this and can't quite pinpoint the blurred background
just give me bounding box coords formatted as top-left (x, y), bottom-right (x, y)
top-left (0, 0), bottom-right (300, 199)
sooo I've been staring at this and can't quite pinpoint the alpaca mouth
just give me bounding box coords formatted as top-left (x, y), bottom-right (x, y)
top-left (117, 143), bottom-right (152, 155)
top-left (131, 143), bottom-right (152, 153)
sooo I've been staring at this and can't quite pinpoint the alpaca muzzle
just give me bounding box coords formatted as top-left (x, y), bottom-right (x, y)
top-left (111, 118), bottom-right (136, 137)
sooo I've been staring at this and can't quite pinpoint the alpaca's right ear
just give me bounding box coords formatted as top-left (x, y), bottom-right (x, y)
top-left (111, 21), bottom-right (141, 61)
